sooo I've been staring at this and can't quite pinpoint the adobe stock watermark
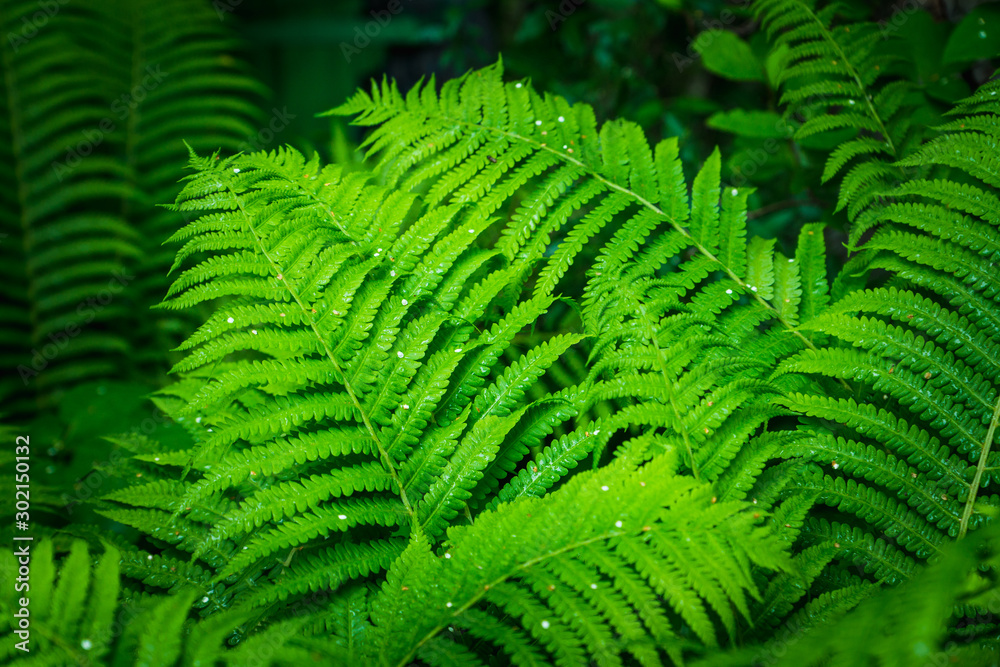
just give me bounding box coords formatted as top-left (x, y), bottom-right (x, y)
top-left (17, 267), bottom-right (135, 385)
top-left (728, 118), bottom-right (797, 188)
top-left (546, 0), bottom-right (586, 31)
top-left (166, 107), bottom-right (297, 227)
top-left (6, 0), bottom-right (69, 53)
top-left (238, 107), bottom-right (297, 153)
top-left (922, 585), bottom-right (1000, 667)
top-left (212, 0), bottom-right (244, 21)
top-left (879, 0), bottom-right (922, 39)
top-left (50, 65), bottom-right (168, 182)
top-left (69, 595), bottom-right (147, 666)
top-left (671, 1), bottom-right (751, 73)
top-left (232, 591), bottom-right (332, 666)
top-left (60, 447), bottom-right (128, 517)
top-left (340, 0), bottom-right (412, 63)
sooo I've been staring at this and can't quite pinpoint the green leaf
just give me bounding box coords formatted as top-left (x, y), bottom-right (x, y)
top-left (943, 6), bottom-right (1000, 64)
top-left (694, 30), bottom-right (766, 82)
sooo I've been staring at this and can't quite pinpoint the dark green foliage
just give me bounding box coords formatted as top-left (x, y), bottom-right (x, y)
top-left (755, 0), bottom-right (1000, 597)
top-left (694, 523), bottom-right (1000, 666)
top-left (0, 0), bottom-right (264, 417)
top-left (754, 0), bottom-right (920, 209)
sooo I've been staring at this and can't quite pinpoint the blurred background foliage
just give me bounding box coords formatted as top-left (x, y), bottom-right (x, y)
top-left (2, 0), bottom-right (998, 534)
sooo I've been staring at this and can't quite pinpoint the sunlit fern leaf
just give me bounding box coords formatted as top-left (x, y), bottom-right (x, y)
top-left (326, 60), bottom-right (838, 499)
top-left (362, 456), bottom-right (790, 666)
top-left (99, 143), bottom-right (600, 622)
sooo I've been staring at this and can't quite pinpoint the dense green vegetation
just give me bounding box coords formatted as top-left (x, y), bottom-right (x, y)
top-left (2, 0), bottom-right (1000, 665)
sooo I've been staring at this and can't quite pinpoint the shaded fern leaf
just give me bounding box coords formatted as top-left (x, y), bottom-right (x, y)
top-left (694, 522), bottom-right (1000, 666)
top-left (753, 0), bottom-right (920, 215)
top-left (0, 0), bottom-right (265, 417)
top-left (101, 142), bottom-right (594, 619)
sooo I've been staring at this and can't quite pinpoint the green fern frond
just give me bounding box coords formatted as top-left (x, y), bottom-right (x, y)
top-left (363, 456), bottom-right (790, 666)
top-left (771, 69), bottom-right (1000, 577)
top-left (0, 0), bottom-right (265, 416)
top-left (753, 0), bottom-right (917, 214)
top-left (98, 140), bottom-right (608, 619)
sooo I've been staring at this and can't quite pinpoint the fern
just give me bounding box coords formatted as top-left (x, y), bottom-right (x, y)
top-left (42, 6), bottom-right (1000, 661)
top-left (96, 143), bottom-right (592, 611)
top-left (752, 0), bottom-right (923, 215)
top-left (0, 1), bottom-right (135, 416)
top-left (772, 78), bottom-right (1000, 563)
top-left (324, 77), bottom-right (856, 660)
top-left (0, 538), bottom-right (320, 665)
top-left (80, 57), bottom-right (835, 664)
top-left (362, 457), bottom-right (788, 666)
top-left (754, 0), bottom-right (1000, 643)
top-left (329, 61), bottom-right (835, 488)
top-left (0, 540), bottom-right (122, 663)
top-left (0, 0), bottom-right (264, 417)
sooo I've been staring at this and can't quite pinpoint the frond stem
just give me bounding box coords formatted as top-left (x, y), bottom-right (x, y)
top-left (219, 176), bottom-right (417, 526)
top-left (393, 529), bottom-right (623, 667)
top-left (959, 394), bottom-right (1000, 539)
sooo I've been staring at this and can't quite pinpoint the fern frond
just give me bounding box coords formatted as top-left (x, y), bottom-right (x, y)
top-left (363, 456), bottom-right (790, 666)
top-left (99, 138), bottom-right (609, 622)
top-left (773, 70), bottom-right (1000, 576)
